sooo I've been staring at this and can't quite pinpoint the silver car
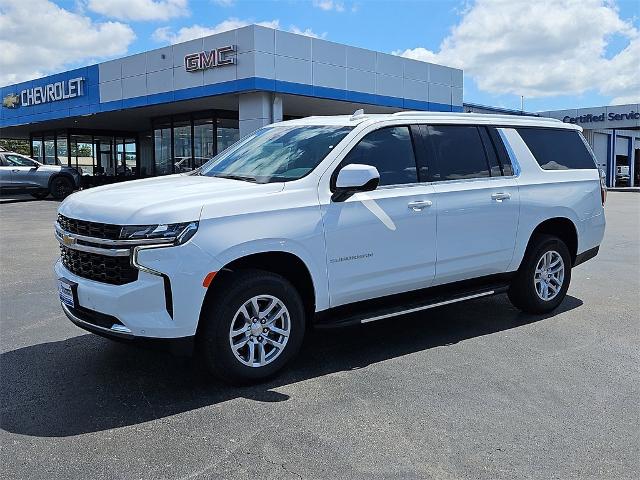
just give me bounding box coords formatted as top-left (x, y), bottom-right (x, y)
top-left (0, 151), bottom-right (81, 199)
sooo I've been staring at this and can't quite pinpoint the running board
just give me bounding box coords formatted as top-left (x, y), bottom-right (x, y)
top-left (360, 290), bottom-right (495, 324)
top-left (314, 274), bottom-right (512, 328)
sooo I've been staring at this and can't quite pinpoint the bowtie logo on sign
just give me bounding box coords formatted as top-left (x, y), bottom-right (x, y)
top-left (2, 93), bottom-right (20, 108)
top-left (184, 45), bottom-right (237, 72)
top-left (2, 78), bottom-right (85, 109)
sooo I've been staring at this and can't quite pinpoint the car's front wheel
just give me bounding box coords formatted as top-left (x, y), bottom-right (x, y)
top-left (198, 269), bottom-right (306, 384)
top-left (508, 234), bottom-right (572, 314)
top-left (50, 176), bottom-right (74, 199)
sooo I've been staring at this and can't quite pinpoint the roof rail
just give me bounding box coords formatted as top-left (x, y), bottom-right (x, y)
top-left (350, 109), bottom-right (366, 121)
top-left (391, 110), bottom-right (563, 123)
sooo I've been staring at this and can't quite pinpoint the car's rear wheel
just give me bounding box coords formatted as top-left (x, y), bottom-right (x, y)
top-left (50, 176), bottom-right (74, 199)
top-left (508, 234), bottom-right (572, 314)
top-left (198, 269), bottom-right (306, 384)
top-left (30, 190), bottom-right (49, 200)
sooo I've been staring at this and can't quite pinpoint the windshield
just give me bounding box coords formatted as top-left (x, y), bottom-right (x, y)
top-left (198, 125), bottom-right (352, 183)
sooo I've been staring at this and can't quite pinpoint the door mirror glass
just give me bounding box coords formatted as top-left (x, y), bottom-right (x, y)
top-left (332, 163), bottom-right (380, 201)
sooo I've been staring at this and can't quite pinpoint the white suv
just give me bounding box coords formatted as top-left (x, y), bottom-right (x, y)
top-left (54, 112), bottom-right (606, 383)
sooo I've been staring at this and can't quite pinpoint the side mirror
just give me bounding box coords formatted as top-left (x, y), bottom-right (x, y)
top-left (332, 164), bottom-right (380, 202)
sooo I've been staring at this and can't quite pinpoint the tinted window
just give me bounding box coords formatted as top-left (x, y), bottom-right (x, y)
top-left (487, 127), bottom-right (514, 176)
top-left (427, 126), bottom-right (490, 180)
top-left (478, 127), bottom-right (503, 176)
top-left (4, 154), bottom-right (37, 167)
top-left (516, 127), bottom-right (596, 170)
top-left (342, 126), bottom-right (418, 186)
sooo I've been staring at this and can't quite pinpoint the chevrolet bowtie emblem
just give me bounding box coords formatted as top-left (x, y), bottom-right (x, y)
top-left (62, 234), bottom-right (75, 246)
top-left (2, 93), bottom-right (20, 109)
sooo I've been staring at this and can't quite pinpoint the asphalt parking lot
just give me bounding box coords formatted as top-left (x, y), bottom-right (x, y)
top-left (1, 192), bottom-right (638, 479)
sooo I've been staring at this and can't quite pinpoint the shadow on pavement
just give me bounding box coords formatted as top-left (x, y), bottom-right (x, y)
top-left (1, 294), bottom-right (582, 438)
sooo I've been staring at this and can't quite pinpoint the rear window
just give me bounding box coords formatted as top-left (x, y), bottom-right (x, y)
top-left (516, 128), bottom-right (596, 170)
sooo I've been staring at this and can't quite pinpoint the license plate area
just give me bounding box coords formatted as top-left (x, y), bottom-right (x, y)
top-left (58, 278), bottom-right (78, 309)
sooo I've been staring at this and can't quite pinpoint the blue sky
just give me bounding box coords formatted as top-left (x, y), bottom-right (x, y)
top-left (2, 0), bottom-right (639, 111)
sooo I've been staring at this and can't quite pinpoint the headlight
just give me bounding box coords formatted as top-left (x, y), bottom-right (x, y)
top-left (120, 221), bottom-right (198, 245)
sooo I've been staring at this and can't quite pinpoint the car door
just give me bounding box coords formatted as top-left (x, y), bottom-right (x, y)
top-left (321, 125), bottom-right (437, 307)
top-left (0, 155), bottom-right (14, 188)
top-left (422, 124), bottom-right (520, 285)
top-left (3, 154), bottom-right (40, 187)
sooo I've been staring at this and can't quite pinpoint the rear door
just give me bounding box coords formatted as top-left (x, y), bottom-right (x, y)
top-left (422, 124), bottom-right (520, 285)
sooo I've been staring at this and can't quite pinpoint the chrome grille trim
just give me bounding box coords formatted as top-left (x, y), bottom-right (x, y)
top-left (54, 223), bottom-right (175, 247)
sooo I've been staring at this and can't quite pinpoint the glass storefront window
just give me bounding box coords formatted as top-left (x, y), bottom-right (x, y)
top-left (154, 121), bottom-right (172, 175)
top-left (56, 133), bottom-right (69, 167)
top-left (44, 135), bottom-right (56, 165)
top-left (173, 119), bottom-right (192, 173)
top-left (31, 137), bottom-right (43, 162)
top-left (124, 138), bottom-right (137, 176)
top-left (152, 111), bottom-right (239, 175)
top-left (194, 117), bottom-right (214, 169)
top-left (71, 135), bottom-right (95, 176)
top-left (217, 118), bottom-right (240, 154)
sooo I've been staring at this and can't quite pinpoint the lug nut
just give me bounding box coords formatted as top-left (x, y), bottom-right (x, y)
top-left (261, 319), bottom-right (266, 324)
top-left (263, 328), bottom-right (268, 333)
top-left (257, 336), bottom-right (263, 342)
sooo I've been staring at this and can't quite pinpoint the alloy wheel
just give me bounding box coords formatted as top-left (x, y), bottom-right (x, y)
top-left (228, 295), bottom-right (291, 367)
top-left (534, 250), bottom-right (565, 301)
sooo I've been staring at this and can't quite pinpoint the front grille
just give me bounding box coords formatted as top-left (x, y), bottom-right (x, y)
top-left (57, 214), bottom-right (122, 240)
top-left (60, 245), bottom-right (138, 285)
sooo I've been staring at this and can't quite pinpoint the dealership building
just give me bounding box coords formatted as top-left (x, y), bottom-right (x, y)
top-left (540, 105), bottom-right (640, 187)
top-left (0, 25), bottom-right (462, 182)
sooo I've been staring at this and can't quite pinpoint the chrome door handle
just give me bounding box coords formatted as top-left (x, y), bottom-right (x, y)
top-left (11, 169), bottom-right (20, 173)
top-left (408, 200), bottom-right (432, 211)
top-left (491, 192), bottom-right (511, 201)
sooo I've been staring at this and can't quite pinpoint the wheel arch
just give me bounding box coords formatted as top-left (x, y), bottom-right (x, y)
top-left (524, 217), bottom-right (579, 266)
top-left (47, 172), bottom-right (75, 190)
top-left (199, 250), bottom-right (317, 327)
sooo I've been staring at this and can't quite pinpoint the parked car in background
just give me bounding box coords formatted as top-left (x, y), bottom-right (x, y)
top-left (54, 112), bottom-right (605, 384)
top-left (0, 151), bottom-right (80, 199)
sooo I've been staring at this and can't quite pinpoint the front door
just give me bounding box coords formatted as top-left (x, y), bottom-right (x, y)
top-left (3, 154), bottom-right (41, 188)
top-left (321, 125), bottom-right (437, 307)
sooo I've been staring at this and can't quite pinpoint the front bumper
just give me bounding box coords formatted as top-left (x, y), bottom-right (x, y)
top-left (54, 239), bottom-right (223, 339)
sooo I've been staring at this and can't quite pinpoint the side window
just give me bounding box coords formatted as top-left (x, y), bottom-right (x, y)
top-left (427, 125), bottom-right (490, 180)
top-left (0, 156), bottom-right (6, 166)
top-left (341, 126), bottom-right (418, 186)
top-left (4, 154), bottom-right (36, 167)
top-left (487, 127), bottom-right (514, 176)
top-left (516, 127), bottom-right (597, 170)
top-left (478, 127), bottom-right (503, 176)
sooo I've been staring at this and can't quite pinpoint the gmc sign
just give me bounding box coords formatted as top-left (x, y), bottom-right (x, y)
top-left (184, 45), bottom-right (237, 72)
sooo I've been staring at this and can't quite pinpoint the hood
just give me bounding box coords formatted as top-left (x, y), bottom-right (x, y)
top-left (58, 174), bottom-right (284, 224)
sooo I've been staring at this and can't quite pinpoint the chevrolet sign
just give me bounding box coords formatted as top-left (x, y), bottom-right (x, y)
top-left (185, 45), bottom-right (236, 72)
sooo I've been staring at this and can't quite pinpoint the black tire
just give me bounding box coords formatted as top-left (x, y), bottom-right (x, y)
top-left (508, 234), bottom-right (572, 314)
top-left (30, 190), bottom-right (49, 200)
top-left (50, 176), bottom-right (74, 199)
top-left (198, 269), bottom-right (306, 385)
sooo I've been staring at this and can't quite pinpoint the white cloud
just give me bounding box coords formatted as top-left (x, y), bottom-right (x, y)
top-left (0, 0), bottom-right (135, 87)
top-left (152, 18), bottom-right (326, 44)
top-left (152, 18), bottom-right (281, 44)
top-left (87, 0), bottom-right (188, 21)
top-left (212, 0), bottom-right (235, 6)
top-left (289, 26), bottom-right (327, 39)
top-left (313, 0), bottom-right (345, 12)
top-left (394, 0), bottom-right (640, 104)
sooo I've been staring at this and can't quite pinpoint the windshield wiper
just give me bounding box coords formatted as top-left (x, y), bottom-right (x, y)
top-left (214, 173), bottom-right (258, 183)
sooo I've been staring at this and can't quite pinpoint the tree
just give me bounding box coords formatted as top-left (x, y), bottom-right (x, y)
top-left (0, 138), bottom-right (30, 155)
